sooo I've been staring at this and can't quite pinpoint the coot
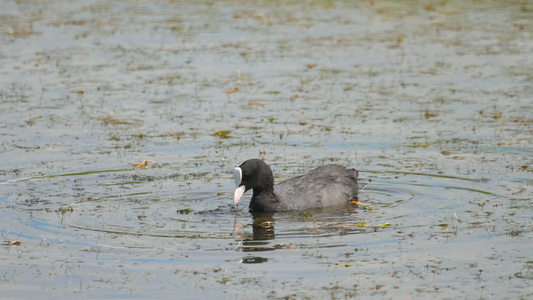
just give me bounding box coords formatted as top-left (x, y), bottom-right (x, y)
top-left (233, 159), bottom-right (359, 212)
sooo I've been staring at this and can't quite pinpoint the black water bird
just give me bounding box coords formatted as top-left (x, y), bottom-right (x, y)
top-left (233, 159), bottom-right (359, 212)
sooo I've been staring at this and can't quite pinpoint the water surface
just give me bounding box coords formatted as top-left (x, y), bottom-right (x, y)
top-left (1, 0), bottom-right (532, 299)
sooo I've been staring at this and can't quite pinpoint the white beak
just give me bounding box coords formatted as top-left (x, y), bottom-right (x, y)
top-left (233, 167), bottom-right (245, 205)
top-left (234, 185), bottom-right (246, 205)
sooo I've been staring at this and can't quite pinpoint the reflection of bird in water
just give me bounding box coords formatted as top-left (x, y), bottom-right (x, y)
top-left (232, 212), bottom-right (276, 253)
top-left (232, 212), bottom-right (276, 264)
top-left (240, 256), bottom-right (268, 264)
top-left (233, 159), bottom-right (359, 212)
top-left (251, 212), bottom-right (275, 240)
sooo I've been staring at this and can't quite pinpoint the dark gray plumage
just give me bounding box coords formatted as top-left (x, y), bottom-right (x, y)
top-left (233, 159), bottom-right (359, 212)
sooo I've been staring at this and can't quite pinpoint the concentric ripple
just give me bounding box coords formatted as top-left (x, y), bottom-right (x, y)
top-left (2, 167), bottom-right (503, 255)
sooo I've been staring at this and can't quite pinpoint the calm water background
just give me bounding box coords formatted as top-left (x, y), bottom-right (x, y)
top-left (1, 0), bottom-right (532, 299)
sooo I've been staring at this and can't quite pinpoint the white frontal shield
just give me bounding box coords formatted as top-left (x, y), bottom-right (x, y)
top-left (233, 167), bottom-right (245, 205)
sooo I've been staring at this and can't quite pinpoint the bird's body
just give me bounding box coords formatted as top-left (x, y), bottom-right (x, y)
top-left (233, 159), bottom-right (359, 212)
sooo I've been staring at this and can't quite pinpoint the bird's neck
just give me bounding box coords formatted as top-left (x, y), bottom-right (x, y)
top-left (250, 186), bottom-right (280, 211)
top-left (252, 185), bottom-right (275, 198)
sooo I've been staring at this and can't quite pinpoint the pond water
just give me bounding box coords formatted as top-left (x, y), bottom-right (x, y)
top-left (1, 0), bottom-right (532, 299)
